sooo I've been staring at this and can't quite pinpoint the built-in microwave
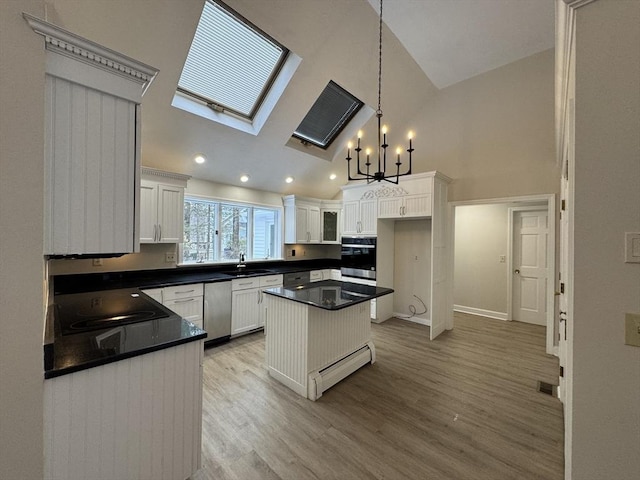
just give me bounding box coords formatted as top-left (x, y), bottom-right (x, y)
top-left (340, 236), bottom-right (376, 281)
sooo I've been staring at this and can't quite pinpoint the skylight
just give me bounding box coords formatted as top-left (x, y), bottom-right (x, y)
top-left (177, 0), bottom-right (289, 119)
top-left (293, 81), bottom-right (364, 149)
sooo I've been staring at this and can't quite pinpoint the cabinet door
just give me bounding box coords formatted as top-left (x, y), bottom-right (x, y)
top-left (403, 193), bottom-right (432, 218)
top-left (295, 206), bottom-right (309, 243)
top-left (139, 181), bottom-right (158, 243)
top-left (231, 288), bottom-right (261, 335)
top-left (321, 209), bottom-right (340, 243)
top-left (157, 184), bottom-right (184, 243)
top-left (308, 206), bottom-right (321, 243)
top-left (164, 297), bottom-right (204, 329)
top-left (342, 201), bottom-right (360, 235)
top-left (359, 199), bottom-right (378, 235)
top-left (378, 197), bottom-right (403, 218)
top-left (45, 77), bottom-right (137, 255)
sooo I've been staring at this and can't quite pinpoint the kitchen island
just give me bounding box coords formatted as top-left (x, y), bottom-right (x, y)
top-left (263, 280), bottom-right (393, 400)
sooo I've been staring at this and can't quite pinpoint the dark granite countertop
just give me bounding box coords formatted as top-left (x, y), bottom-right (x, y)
top-left (44, 288), bottom-right (206, 379)
top-left (263, 280), bottom-right (393, 310)
top-left (52, 259), bottom-right (341, 294)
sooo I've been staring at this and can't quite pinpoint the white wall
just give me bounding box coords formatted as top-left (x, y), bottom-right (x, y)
top-left (570, 1), bottom-right (640, 478)
top-left (393, 219), bottom-right (432, 319)
top-left (410, 49), bottom-right (559, 202)
top-left (454, 204), bottom-right (509, 317)
top-left (0, 1), bottom-right (45, 478)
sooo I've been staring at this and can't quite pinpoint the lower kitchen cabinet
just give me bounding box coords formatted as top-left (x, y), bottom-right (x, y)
top-left (44, 340), bottom-right (203, 480)
top-left (142, 283), bottom-right (204, 329)
top-left (231, 275), bottom-right (282, 336)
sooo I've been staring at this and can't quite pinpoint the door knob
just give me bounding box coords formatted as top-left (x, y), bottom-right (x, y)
top-left (514, 269), bottom-right (520, 274)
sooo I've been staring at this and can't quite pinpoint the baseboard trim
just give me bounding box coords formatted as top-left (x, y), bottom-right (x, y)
top-left (454, 305), bottom-right (508, 321)
top-left (393, 312), bottom-right (431, 326)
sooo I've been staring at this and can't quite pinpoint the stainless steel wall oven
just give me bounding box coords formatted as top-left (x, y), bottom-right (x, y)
top-left (340, 236), bottom-right (376, 281)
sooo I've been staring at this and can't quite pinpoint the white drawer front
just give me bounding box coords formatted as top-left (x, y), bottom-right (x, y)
top-left (232, 277), bottom-right (261, 291)
top-left (310, 271), bottom-right (323, 282)
top-left (163, 283), bottom-right (204, 301)
top-left (260, 274), bottom-right (283, 287)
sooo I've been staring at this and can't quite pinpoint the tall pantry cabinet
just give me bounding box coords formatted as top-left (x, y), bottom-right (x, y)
top-left (25, 14), bottom-right (158, 256)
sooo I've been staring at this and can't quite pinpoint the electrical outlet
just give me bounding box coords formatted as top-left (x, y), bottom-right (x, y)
top-left (499, 255), bottom-right (506, 263)
top-left (624, 313), bottom-right (640, 347)
top-left (165, 252), bottom-right (176, 263)
top-left (92, 258), bottom-right (103, 267)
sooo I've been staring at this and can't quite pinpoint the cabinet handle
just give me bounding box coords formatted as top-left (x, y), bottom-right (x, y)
top-left (173, 298), bottom-right (195, 304)
top-left (158, 225), bottom-right (162, 241)
top-left (175, 289), bottom-right (196, 294)
top-left (238, 282), bottom-right (253, 287)
top-left (153, 224), bottom-right (158, 242)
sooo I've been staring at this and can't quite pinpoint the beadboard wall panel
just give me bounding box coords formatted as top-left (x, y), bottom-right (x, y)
top-left (43, 341), bottom-right (203, 480)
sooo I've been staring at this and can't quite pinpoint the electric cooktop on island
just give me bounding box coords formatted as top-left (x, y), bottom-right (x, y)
top-left (46, 288), bottom-right (206, 379)
top-left (55, 288), bottom-right (172, 335)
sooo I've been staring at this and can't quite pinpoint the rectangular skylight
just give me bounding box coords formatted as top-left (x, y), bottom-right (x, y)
top-left (293, 81), bottom-right (364, 149)
top-left (177, 0), bottom-right (288, 119)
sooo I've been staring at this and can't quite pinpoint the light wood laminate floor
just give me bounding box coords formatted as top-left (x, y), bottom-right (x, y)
top-left (193, 313), bottom-right (564, 480)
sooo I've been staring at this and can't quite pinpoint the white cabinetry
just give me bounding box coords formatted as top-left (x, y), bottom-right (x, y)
top-left (231, 275), bottom-right (283, 335)
top-left (283, 195), bottom-right (320, 243)
top-left (310, 269), bottom-right (332, 282)
top-left (284, 196), bottom-right (343, 244)
top-left (43, 342), bottom-right (203, 480)
top-left (142, 283), bottom-right (204, 329)
top-left (140, 168), bottom-right (190, 244)
top-left (320, 201), bottom-right (342, 243)
top-left (25, 15), bottom-right (159, 256)
top-left (377, 176), bottom-right (433, 219)
top-left (341, 187), bottom-right (377, 235)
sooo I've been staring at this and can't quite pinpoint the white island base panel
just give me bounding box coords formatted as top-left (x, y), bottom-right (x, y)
top-left (44, 341), bottom-right (204, 480)
top-left (265, 296), bottom-right (375, 400)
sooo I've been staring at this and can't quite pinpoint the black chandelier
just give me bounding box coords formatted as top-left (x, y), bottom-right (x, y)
top-left (346, 0), bottom-right (414, 184)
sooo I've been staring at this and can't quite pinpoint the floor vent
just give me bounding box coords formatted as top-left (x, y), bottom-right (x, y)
top-left (537, 381), bottom-right (557, 397)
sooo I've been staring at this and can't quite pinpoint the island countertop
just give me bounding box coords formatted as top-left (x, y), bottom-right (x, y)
top-left (263, 279), bottom-right (393, 310)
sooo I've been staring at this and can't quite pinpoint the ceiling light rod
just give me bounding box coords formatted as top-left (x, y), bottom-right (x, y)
top-left (346, 0), bottom-right (414, 185)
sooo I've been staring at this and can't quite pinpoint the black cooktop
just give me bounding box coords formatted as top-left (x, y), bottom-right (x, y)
top-left (55, 288), bottom-right (171, 335)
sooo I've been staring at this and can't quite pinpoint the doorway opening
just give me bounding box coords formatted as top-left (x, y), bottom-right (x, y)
top-left (451, 194), bottom-right (556, 355)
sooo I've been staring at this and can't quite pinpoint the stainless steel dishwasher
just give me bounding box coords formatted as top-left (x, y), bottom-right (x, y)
top-left (204, 281), bottom-right (232, 346)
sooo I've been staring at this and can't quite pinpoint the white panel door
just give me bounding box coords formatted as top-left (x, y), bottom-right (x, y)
top-left (513, 210), bottom-right (548, 325)
top-left (295, 206), bottom-right (309, 242)
top-left (139, 181), bottom-right (157, 243)
top-left (157, 185), bottom-right (184, 243)
top-left (359, 199), bottom-right (378, 235)
top-left (403, 194), bottom-right (432, 218)
top-left (231, 288), bottom-right (260, 335)
top-left (342, 201), bottom-right (360, 235)
top-left (377, 197), bottom-right (403, 218)
top-left (308, 206), bottom-right (321, 243)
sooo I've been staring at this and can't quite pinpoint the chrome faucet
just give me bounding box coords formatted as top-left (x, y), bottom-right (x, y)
top-left (236, 252), bottom-right (246, 268)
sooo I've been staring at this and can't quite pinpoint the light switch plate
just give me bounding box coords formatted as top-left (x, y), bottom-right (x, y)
top-left (624, 313), bottom-right (640, 347)
top-left (624, 232), bottom-right (640, 263)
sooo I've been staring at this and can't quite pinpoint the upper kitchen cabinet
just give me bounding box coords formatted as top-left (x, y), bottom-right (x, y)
top-left (320, 200), bottom-right (342, 244)
top-left (341, 185), bottom-right (378, 235)
top-left (24, 14), bottom-right (158, 256)
top-left (377, 173), bottom-right (449, 219)
top-left (283, 196), bottom-right (343, 244)
top-left (140, 168), bottom-right (190, 244)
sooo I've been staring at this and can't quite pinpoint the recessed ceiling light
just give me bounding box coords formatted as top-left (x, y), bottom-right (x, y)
top-left (194, 154), bottom-right (206, 164)
top-left (329, 173), bottom-right (337, 180)
top-left (240, 174), bottom-right (249, 183)
top-left (285, 176), bottom-right (294, 184)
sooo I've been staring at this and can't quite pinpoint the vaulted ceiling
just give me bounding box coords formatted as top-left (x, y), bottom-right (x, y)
top-left (47, 0), bottom-right (554, 199)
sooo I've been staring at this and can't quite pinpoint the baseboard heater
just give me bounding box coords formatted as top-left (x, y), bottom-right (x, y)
top-left (307, 341), bottom-right (376, 401)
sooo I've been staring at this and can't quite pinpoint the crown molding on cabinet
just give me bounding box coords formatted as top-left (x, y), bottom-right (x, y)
top-left (23, 13), bottom-right (158, 100)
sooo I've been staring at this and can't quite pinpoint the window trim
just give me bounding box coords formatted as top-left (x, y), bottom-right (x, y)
top-left (176, 0), bottom-right (290, 120)
top-left (181, 194), bottom-right (284, 266)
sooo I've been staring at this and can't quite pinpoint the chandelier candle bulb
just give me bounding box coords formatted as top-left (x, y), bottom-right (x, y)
top-left (345, 0), bottom-right (416, 184)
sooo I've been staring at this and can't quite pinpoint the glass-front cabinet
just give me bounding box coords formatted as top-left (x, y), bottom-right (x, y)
top-left (320, 201), bottom-right (341, 244)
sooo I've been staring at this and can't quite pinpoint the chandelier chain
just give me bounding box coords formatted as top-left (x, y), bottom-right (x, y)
top-left (377, 0), bottom-right (383, 114)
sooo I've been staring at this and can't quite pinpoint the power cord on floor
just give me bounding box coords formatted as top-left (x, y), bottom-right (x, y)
top-left (397, 295), bottom-right (427, 319)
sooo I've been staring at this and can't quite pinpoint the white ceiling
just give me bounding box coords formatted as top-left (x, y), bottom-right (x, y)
top-left (368, 0), bottom-right (555, 89)
top-left (48, 0), bottom-right (555, 199)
